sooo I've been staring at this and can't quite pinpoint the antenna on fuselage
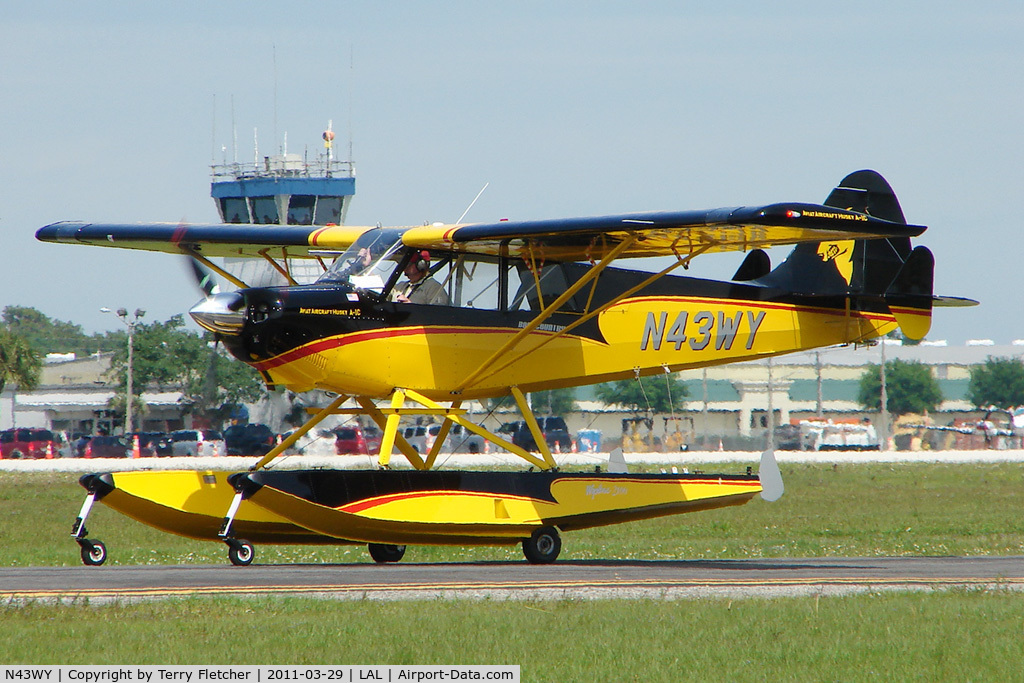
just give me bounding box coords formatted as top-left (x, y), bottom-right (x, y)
top-left (456, 182), bottom-right (489, 225)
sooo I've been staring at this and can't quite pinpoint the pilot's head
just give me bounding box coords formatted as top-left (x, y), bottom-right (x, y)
top-left (405, 250), bottom-right (430, 280)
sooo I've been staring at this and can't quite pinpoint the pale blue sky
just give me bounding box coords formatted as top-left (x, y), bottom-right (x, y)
top-left (2, 2), bottom-right (1021, 344)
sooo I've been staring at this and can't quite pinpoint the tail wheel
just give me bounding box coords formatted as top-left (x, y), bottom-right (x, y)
top-left (80, 539), bottom-right (107, 566)
top-left (368, 543), bottom-right (407, 563)
top-left (523, 526), bottom-right (561, 564)
top-left (227, 539), bottom-right (255, 566)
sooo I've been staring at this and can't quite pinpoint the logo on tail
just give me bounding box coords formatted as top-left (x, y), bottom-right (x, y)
top-left (816, 240), bottom-right (855, 285)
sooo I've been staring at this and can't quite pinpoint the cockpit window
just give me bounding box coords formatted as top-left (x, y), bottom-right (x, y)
top-left (317, 228), bottom-right (406, 290)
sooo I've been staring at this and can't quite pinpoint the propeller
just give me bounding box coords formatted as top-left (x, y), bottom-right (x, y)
top-left (184, 253), bottom-right (246, 335)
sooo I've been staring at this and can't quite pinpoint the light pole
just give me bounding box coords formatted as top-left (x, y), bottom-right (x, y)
top-left (102, 307), bottom-right (145, 435)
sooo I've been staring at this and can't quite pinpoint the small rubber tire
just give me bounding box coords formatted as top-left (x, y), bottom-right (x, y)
top-left (523, 526), bottom-right (561, 564)
top-left (80, 539), bottom-right (107, 566)
top-left (368, 543), bottom-right (407, 563)
top-left (227, 539), bottom-right (255, 566)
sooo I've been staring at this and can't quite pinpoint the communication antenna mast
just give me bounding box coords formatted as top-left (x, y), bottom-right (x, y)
top-left (231, 95), bottom-right (238, 164)
top-left (323, 120), bottom-right (335, 177)
top-left (211, 94), bottom-right (216, 164)
top-left (273, 44), bottom-right (279, 155)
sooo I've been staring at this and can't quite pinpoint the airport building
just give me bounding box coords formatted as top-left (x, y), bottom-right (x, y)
top-left (4, 341), bottom-right (1020, 450)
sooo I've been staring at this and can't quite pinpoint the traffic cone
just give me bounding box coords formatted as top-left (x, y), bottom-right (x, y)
top-left (717, 439), bottom-right (724, 452)
top-left (554, 441), bottom-right (561, 454)
top-left (131, 435), bottom-right (141, 458)
top-left (571, 439), bottom-right (577, 453)
top-left (45, 442), bottom-right (54, 459)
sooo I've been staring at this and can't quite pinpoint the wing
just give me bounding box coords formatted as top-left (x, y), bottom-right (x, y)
top-left (401, 203), bottom-right (926, 261)
top-left (35, 222), bottom-right (375, 258)
top-left (37, 202), bottom-right (924, 264)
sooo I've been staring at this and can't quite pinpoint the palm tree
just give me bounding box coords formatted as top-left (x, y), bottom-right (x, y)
top-left (0, 327), bottom-right (42, 394)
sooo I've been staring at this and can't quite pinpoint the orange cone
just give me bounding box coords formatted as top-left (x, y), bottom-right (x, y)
top-left (45, 442), bottom-right (54, 459)
top-left (717, 439), bottom-right (724, 452)
top-left (132, 435), bottom-right (141, 458)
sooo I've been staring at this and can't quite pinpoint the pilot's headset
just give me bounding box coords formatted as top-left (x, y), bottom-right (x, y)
top-left (413, 250), bottom-right (430, 272)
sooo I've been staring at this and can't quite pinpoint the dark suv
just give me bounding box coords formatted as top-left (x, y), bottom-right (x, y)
top-left (499, 417), bottom-right (571, 453)
top-left (224, 423), bottom-right (276, 456)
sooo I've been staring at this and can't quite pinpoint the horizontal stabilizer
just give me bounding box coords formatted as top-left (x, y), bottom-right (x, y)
top-left (933, 295), bottom-right (979, 308)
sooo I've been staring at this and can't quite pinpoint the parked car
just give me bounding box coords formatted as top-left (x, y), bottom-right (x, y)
top-left (84, 435), bottom-right (131, 458)
top-left (427, 423), bottom-right (487, 454)
top-left (334, 425), bottom-right (369, 455)
top-left (223, 423), bottom-right (276, 456)
top-left (498, 417), bottom-right (572, 453)
top-left (0, 428), bottom-right (61, 459)
top-left (402, 424), bottom-right (429, 453)
top-left (130, 432), bottom-right (172, 457)
top-left (170, 429), bottom-right (226, 457)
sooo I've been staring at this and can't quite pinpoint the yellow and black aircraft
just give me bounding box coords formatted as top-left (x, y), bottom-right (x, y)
top-left (39, 170), bottom-right (965, 566)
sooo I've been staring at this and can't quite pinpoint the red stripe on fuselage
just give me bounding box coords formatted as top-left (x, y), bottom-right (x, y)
top-left (252, 326), bottom-right (520, 372)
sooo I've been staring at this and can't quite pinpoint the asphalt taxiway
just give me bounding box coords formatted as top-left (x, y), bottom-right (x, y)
top-left (3, 556), bottom-right (1023, 604)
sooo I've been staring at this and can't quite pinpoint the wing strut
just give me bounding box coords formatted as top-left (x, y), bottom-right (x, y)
top-left (182, 247), bottom-right (250, 290)
top-left (465, 244), bottom-right (708, 391)
top-left (259, 248), bottom-right (298, 286)
top-left (453, 235), bottom-right (637, 393)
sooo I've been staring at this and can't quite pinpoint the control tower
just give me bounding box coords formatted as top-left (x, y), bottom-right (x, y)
top-left (210, 127), bottom-right (355, 284)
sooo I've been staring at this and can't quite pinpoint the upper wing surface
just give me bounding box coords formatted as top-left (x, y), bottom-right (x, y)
top-left (401, 204), bottom-right (926, 261)
top-left (37, 203), bottom-right (925, 264)
top-left (35, 222), bottom-right (374, 258)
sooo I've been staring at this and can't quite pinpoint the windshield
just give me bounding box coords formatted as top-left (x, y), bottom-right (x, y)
top-left (317, 228), bottom-right (406, 290)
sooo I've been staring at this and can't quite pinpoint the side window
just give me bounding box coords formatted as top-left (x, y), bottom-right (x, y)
top-left (512, 264), bottom-right (585, 313)
top-left (451, 257), bottom-right (499, 309)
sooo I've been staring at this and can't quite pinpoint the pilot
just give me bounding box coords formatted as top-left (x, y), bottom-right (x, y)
top-left (395, 251), bottom-right (450, 305)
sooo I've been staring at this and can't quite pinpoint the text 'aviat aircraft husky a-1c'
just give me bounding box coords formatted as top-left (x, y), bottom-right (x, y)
top-left (37, 169), bottom-right (973, 566)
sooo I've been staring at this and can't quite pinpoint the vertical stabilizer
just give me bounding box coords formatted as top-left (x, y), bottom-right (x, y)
top-left (753, 170), bottom-right (933, 339)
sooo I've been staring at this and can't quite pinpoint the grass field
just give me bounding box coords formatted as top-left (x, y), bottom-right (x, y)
top-left (3, 463), bottom-right (1024, 679)
top-left (3, 593), bottom-right (1024, 680)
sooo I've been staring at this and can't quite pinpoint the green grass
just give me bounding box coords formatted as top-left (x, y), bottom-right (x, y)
top-left (3, 463), bottom-right (1024, 566)
top-left (3, 592), bottom-right (1024, 681)
top-left (4, 464), bottom-right (1024, 679)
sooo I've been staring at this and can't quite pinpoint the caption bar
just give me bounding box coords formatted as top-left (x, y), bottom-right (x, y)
top-left (1, 667), bottom-right (519, 683)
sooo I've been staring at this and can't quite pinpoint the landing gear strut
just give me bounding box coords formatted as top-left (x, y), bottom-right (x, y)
top-left (72, 483), bottom-right (108, 566)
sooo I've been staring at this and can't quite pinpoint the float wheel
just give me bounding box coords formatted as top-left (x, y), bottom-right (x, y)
top-left (523, 526), bottom-right (561, 564)
top-left (80, 539), bottom-right (107, 566)
top-left (368, 543), bottom-right (407, 563)
top-left (227, 539), bottom-right (255, 566)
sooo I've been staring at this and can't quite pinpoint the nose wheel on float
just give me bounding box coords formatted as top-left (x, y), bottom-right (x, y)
top-left (225, 538), bottom-right (255, 566)
top-left (72, 485), bottom-right (109, 566)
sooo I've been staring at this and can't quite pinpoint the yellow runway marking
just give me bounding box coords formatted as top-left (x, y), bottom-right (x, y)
top-left (6, 576), bottom-right (1024, 602)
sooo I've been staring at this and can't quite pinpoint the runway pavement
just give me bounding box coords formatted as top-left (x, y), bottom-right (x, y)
top-left (3, 556), bottom-right (1023, 604)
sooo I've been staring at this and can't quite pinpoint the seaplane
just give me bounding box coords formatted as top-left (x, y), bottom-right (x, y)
top-left (37, 169), bottom-right (969, 566)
